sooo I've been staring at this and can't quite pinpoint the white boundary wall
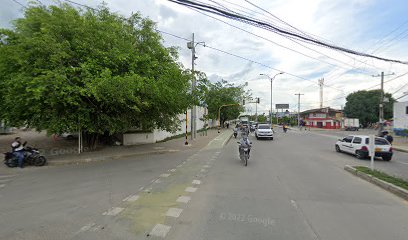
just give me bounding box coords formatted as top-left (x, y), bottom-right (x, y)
top-left (123, 107), bottom-right (219, 145)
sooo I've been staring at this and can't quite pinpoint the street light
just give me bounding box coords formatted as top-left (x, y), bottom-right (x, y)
top-left (260, 72), bottom-right (284, 126)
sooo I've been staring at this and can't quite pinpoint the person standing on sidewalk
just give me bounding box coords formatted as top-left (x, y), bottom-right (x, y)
top-left (11, 137), bottom-right (26, 168)
top-left (382, 131), bottom-right (394, 144)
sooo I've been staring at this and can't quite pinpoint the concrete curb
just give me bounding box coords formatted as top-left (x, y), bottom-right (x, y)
top-left (48, 149), bottom-right (180, 166)
top-left (224, 133), bottom-right (233, 146)
top-left (344, 165), bottom-right (408, 201)
top-left (392, 146), bottom-right (408, 153)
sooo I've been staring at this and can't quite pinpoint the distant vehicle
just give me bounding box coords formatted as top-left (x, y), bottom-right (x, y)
top-left (60, 132), bottom-right (79, 140)
top-left (343, 118), bottom-right (359, 131)
top-left (335, 135), bottom-right (392, 161)
top-left (239, 116), bottom-right (249, 127)
top-left (255, 124), bottom-right (273, 140)
top-left (249, 121), bottom-right (256, 132)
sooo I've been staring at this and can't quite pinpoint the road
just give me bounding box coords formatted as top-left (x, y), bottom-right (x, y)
top-left (300, 128), bottom-right (408, 180)
top-left (0, 130), bottom-right (407, 239)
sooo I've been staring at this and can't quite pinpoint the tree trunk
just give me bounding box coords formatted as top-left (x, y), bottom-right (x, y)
top-left (82, 131), bottom-right (99, 151)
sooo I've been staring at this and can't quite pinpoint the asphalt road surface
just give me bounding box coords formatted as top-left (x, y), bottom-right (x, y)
top-left (301, 128), bottom-right (408, 180)
top-left (0, 130), bottom-right (407, 240)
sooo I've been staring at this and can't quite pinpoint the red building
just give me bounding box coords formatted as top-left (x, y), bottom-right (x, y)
top-left (300, 107), bottom-right (343, 129)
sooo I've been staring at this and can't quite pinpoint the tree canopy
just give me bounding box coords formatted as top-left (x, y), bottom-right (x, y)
top-left (0, 3), bottom-right (192, 147)
top-left (197, 77), bottom-right (247, 125)
top-left (343, 90), bottom-right (394, 126)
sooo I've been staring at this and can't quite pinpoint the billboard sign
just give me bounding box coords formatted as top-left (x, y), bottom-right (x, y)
top-left (276, 104), bottom-right (289, 109)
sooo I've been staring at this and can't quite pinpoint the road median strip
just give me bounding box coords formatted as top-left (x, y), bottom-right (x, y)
top-left (344, 165), bottom-right (408, 201)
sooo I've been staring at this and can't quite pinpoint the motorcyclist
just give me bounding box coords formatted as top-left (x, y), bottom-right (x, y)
top-left (11, 137), bottom-right (26, 168)
top-left (239, 134), bottom-right (252, 159)
top-left (233, 125), bottom-right (238, 138)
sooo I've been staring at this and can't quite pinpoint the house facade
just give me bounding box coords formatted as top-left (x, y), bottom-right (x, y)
top-left (300, 107), bottom-right (343, 129)
top-left (393, 101), bottom-right (408, 136)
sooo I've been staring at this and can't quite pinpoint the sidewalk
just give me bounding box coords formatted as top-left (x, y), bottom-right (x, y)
top-left (9, 129), bottom-right (231, 166)
top-left (391, 136), bottom-right (408, 153)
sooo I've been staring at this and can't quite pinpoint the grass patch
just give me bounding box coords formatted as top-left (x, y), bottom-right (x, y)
top-left (354, 166), bottom-right (408, 191)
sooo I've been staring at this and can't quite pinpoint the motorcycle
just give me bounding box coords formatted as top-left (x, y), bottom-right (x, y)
top-left (237, 140), bottom-right (252, 166)
top-left (4, 146), bottom-right (47, 167)
top-left (233, 129), bottom-right (238, 138)
top-left (283, 126), bottom-right (288, 133)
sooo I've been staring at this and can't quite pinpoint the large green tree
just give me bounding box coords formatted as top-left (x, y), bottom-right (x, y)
top-left (0, 3), bottom-right (192, 149)
top-left (197, 77), bottom-right (247, 126)
top-left (343, 90), bottom-right (394, 126)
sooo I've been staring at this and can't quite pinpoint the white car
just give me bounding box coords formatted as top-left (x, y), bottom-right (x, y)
top-left (255, 124), bottom-right (273, 140)
top-left (60, 132), bottom-right (79, 140)
top-left (335, 135), bottom-right (393, 161)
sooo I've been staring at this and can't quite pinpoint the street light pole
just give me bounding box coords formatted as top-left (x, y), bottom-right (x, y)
top-left (260, 72), bottom-right (284, 126)
top-left (187, 33), bottom-right (205, 140)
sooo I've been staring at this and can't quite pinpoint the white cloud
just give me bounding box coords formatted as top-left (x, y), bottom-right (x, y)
top-left (2, 0), bottom-right (408, 113)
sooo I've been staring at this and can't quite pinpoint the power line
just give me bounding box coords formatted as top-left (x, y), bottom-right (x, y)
top-left (243, 0), bottom-right (380, 70)
top-left (168, 0), bottom-right (408, 65)
top-left (10, 0), bottom-right (25, 8)
top-left (190, 6), bottom-right (365, 74)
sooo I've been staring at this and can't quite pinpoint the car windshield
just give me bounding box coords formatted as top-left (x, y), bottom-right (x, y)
top-left (2, 1), bottom-right (408, 240)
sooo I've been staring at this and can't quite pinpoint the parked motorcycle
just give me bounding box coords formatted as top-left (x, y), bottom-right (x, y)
top-left (4, 146), bottom-right (47, 167)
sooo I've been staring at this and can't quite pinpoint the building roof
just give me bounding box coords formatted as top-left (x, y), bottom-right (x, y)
top-left (300, 107), bottom-right (342, 114)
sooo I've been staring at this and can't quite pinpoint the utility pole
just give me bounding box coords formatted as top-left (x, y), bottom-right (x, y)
top-left (372, 72), bottom-right (394, 135)
top-left (318, 78), bottom-right (324, 109)
top-left (295, 93), bottom-right (304, 127)
top-left (190, 33), bottom-right (196, 140)
top-left (187, 33), bottom-right (205, 140)
top-left (255, 97), bottom-right (259, 122)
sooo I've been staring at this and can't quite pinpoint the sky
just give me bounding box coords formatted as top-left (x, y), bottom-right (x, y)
top-left (2, 0), bottom-right (408, 115)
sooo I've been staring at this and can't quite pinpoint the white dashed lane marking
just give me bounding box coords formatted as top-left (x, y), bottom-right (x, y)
top-left (102, 207), bottom-right (124, 216)
top-left (185, 187), bottom-right (197, 193)
top-left (0, 184), bottom-right (5, 189)
top-left (165, 208), bottom-right (183, 218)
top-left (123, 194), bottom-right (139, 202)
top-left (0, 179), bottom-right (11, 184)
top-left (160, 173), bottom-right (171, 178)
top-left (192, 180), bottom-right (201, 185)
top-left (169, 169), bottom-right (176, 172)
top-left (75, 222), bottom-right (96, 235)
top-left (150, 224), bottom-right (171, 238)
top-left (176, 196), bottom-right (191, 203)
